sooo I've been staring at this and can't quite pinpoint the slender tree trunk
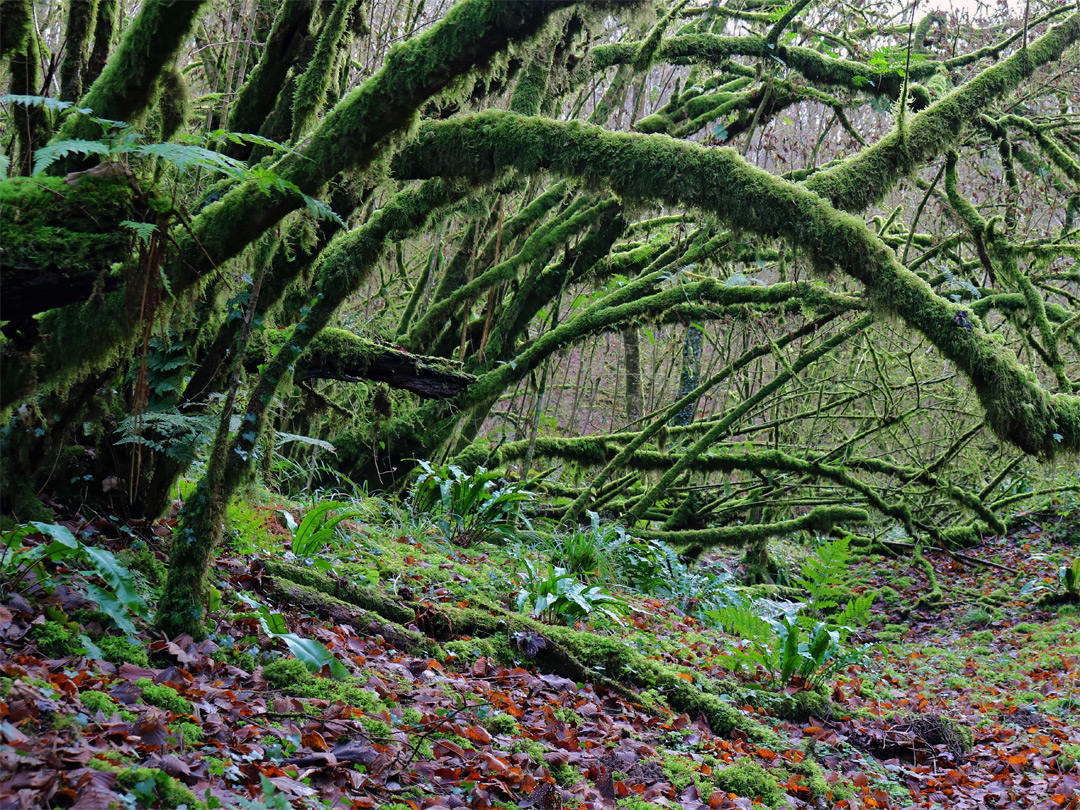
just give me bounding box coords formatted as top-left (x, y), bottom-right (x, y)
top-left (84, 0), bottom-right (118, 88)
top-left (59, 0), bottom-right (98, 103)
top-left (622, 326), bottom-right (643, 423)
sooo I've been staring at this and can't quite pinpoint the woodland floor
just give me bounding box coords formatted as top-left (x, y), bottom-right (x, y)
top-left (1, 500), bottom-right (1079, 810)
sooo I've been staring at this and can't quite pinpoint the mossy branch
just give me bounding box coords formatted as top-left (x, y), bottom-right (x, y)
top-left (638, 506), bottom-right (869, 549)
top-left (291, 0), bottom-right (361, 141)
top-left (804, 10), bottom-right (1080, 212)
top-left (226, 1), bottom-right (317, 155)
top-left (249, 327), bottom-right (477, 399)
top-left (394, 111), bottom-right (1080, 457)
top-left (56, 0), bottom-right (210, 144)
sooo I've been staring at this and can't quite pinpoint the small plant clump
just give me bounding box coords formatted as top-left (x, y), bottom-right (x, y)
top-left (30, 620), bottom-right (81, 658)
top-left (135, 679), bottom-right (192, 716)
top-left (97, 635), bottom-right (150, 667)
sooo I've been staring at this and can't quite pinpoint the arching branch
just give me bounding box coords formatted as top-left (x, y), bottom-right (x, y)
top-left (393, 111), bottom-right (1080, 457)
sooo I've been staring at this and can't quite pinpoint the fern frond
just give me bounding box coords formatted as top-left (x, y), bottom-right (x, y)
top-left (794, 534), bottom-right (852, 610)
top-left (0, 94), bottom-right (90, 115)
top-left (32, 140), bottom-right (112, 175)
top-left (275, 432), bottom-right (337, 453)
top-left (136, 142), bottom-right (249, 176)
top-left (245, 166), bottom-right (345, 226)
top-left (204, 129), bottom-right (303, 157)
top-left (300, 193), bottom-right (346, 226)
top-left (120, 220), bottom-right (157, 245)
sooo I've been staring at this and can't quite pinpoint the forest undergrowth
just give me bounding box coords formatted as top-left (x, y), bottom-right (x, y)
top-left (1, 483), bottom-right (1078, 810)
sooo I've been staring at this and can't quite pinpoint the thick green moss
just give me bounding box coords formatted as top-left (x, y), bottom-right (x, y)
top-left (261, 658), bottom-right (312, 688)
top-left (226, 2), bottom-right (316, 143)
top-left (0, 0), bottom-right (34, 60)
top-left (444, 637), bottom-right (512, 664)
top-left (56, 0), bottom-right (209, 143)
top-left (30, 621), bottom-right (81, 658)
top-left (98, 635), bottom-right (150, 668)
top-left (135, 678), bottom-right (192, 716)
top-left (714, 759), bottom-right (786, 808)
top-left (80, 690), bottom-right (121, 716)
top-left (264, 559), bottom-right (415, 625)
top-left (274, 673), bottom-right (384, 713)
top-left (115, 767), bottom-right (202, 810)
top-left (58, 0), bottom-right (98, 102)
top-left (0, 176), bottom-right (134, 273)
top-left (291, 0), bottom-right (361, 140)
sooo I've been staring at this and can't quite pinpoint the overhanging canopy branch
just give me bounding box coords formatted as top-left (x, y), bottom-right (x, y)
top-left (394, 112), bottom-right (1079, 457)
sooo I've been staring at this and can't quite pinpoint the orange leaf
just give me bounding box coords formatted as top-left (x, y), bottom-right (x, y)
top-left (464, 724), bottom-right (492, 744)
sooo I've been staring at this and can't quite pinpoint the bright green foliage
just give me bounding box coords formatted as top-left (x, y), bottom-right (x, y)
top-left (135, 678), bottom-right (191, 716)
top-left (711, 600), bottom-right (864, 688)
top-left (97, 635), bottom-right (150, 667)
top-left (537, 511), bottom-right (628, 583)
top-left (514, 558), bottom-right (626, 626)
top-left (1, 523), bottom-right (147, 634)
top-left (278, 500), bottom-right (360, 557)
top-left (261, 657), bottom-right (312, 689)
top-left (411, 461), bottom-right (533, 546)
top-left (705, 537), bottom-right (873, 686)
top-left (1060, 559), bottom-right (1080, 598)
top-left (115, 766), bottom-right (201, 810)
top-left (794, 535), bottom-right (855, 614)
top-left (80, 690), bottom-right (122, 717)
top-left (0, 173), bottom-right (134, 273)
top-left (714, 759), bottom-right (787, 809)
top-left (30, 620), bottom-right (81, 658)
top-left (236, 593), bottom-right (349, 679)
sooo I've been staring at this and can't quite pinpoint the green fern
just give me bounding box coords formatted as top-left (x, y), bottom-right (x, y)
top-left (115, 409), bottom-right (216, 464)
top-left (0, 93), bottom-right (90, 116)
top-left (204, 129), bottom-right (303, 157)
top-left (120, 221), bottom-right (158, 245)
top-left (138, 141), bottom-right (249, 176)
top-left (794, 535), bottom-right (852, 613)
top-left (6, 94), bottom-right (344, 225)
top-left (31, 139), bottom-right (114, 174)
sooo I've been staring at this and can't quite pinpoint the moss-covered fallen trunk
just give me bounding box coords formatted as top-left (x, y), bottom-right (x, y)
top-left (261, 570), bottom-right (441, 657)
top-left (263, 560), bottom-right (784, 744)
top-left (247, 327), bottom-right (476, 399)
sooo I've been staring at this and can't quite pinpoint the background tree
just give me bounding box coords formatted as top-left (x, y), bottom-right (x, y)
top-left (1, 0), bottom-right (1077, 637)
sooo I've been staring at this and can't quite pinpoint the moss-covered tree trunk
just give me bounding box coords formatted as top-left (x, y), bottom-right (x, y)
top-left (58, 0), bottom-right (99, 102)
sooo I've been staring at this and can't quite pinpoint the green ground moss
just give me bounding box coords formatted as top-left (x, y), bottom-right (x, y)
top-left (262, 659), bottom-right (385, 712)
top-left (98, 635), bottom-right (150, 668)
top-left (115, 767), bottom-right (202, 810)
top-left (444, 637), bottom-right (511, 664)
top-left (135, 678), bottom-right (191, 716)
top-left (121, 543), bottom-right (166, 587)
top-left (211, 645), bottom-right (257, 673)
top-left (80, 691), bottom-right (119, 716)
top-left (261, 657), bottom-right (311, 688)
top-left (714, 759), bottom-right (787, 808)
top-left (484, 711), bottom-right (519, 735)
top-left (176, 721), bottom-right (204, 745)
top-left (30, 620), bottom-right (81, 658)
